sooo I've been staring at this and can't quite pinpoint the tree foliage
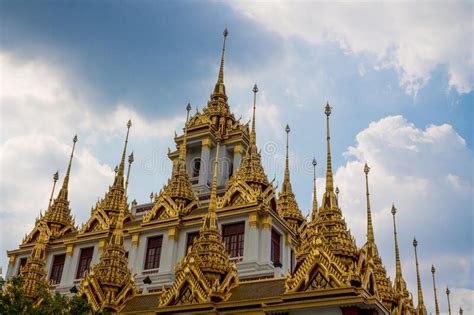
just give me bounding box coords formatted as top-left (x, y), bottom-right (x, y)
top-left (0, 276), bottom-right (106, 314)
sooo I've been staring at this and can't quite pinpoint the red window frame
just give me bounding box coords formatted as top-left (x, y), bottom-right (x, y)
top-left (271, 229), bottom-right (281, 266)
top-left (222, 222), bottom-right (245, 258)
top-left (144, 236), bottom-right (163, 270)
top-left (50, 254), bottom-right (66, 284)
top-left (76, 247), bottom-right (93, 279)
top-left (185, 231), bottom-right (199, 254)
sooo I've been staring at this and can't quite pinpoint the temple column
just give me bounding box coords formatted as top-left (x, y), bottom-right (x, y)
top-left (128, 233), bottom-right (140, 272)
top-left (232, 144), bottom-right (243, 176)
top-left (258, 214), bottom-right (272, 263)
top-left (198, 138), bottom-right (212, 187)
top-left (245, 213), bottom-right (259, 262)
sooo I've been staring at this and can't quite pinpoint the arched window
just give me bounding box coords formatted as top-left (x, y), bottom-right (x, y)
top-left (192, 158), bottom-right (201, 178)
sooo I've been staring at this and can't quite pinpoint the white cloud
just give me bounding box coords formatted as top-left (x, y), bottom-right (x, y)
top-left (228, 1), bottom-right (473, 95)
top-left (330, 115), bottom-right (472, 313)
top-left (0, 51), bottom-right (185, 274)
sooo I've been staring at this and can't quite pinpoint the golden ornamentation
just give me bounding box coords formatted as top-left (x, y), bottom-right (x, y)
top-left (358, 163), bottom-right (395, 310)
top-left (23, 136), bottom-right (78, 244)
top-left (431, 265), bottom-right (440, 315)
top-left (277, 124), bottom-right (305, 233)
top-left (143, 105), bottom-right (199, 223)
top-left (391, 205), bottom-right (415, 315)
top-left (78, 121), bottom-right (137, 312)
top-left (160, 137), bottom-right (239, 306)
top-left (20, 223), bottom-right (50, 301)
top-left (413, 238), bottom-right (427, 315)
top-left (80, 122), bottom-right (133, 234)
top-left (220, 84), bottom-right (277, 211)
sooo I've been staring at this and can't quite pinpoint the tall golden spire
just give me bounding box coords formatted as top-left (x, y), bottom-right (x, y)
top-left (48, 171), bottom-right (59, 208)
top-left (446, 287), bottom-right (452, 315)
top-left (277, 124), bottom-right (304, 232)
top-left (321, 103), bottom-right (337, 209)
top-left (250, 83), bottom-right (258, 153)
top-left (432, 265), bottom-right (440, 315)
top-left (79, 145), bottom-right (137, 312)
top-left (213, 28), bottom-right (228, 96)
top-left (391, 204), bottom-right (404, 288)
top-left (41, 135), bottom-right (78, 239)
top-left (20, 223), bottom-right (49, 300)
top-left (206, 140), bottom-right (220, 229)
top-left (364, 163), bottom-right (375, 244)
top-left (113, 120), bottom-right (131, 188)
top-left (311, 158), bottom-right (318, 221)
top-left (413, 238), bottom-right (427, 315)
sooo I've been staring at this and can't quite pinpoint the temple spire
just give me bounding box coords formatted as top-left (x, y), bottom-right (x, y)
top-left (213, 28), bottom-right (228, 95)
top-left (178, 103), bottom-right (192, 172)
top-left (392, 204), bottom-right (403, 286)
top-left (117, 120), bottom-right (132, 182)
top-left (446, 287), bottom-right (452, 315)
top-left (205, 140), bottom-right (220, 229)
top-left (250, 83), bottom-right (258, 152)
top-left (48, 171), bottom-right (59, 208)
top-left (432, 265), bottom-right (440, 315)
top-left (364, 163), bottom-right (375, 243)
top-left (57, 135), bottom-right (77, 200)
top-left (311, 158), bottom-right (318, 221)
top-left (321, 103), bottom-right (337, 209)
top-left (283, 124), bottom-right (291, 190)
top-left (413, 238), bottom-right (427, 315)
top-left (125, 152), bottom-right (134, 191)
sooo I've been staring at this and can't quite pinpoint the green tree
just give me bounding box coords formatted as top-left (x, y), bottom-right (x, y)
top-left (0, 276), bottom-right (105, 314)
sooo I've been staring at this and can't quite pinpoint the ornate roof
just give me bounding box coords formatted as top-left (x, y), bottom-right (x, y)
top-left (307, 104), bottom-right (358, 270)
top-left (358, 163), bottom-right (395, 310)
top-left (23, 136), bottom-right (78, 244)
top-left (79, 137), bottom-right (137, 312)
top-left (143, 105), bottom-right (199, 223)
top-left (220, 84), bottom-right (277, 210)
top-left (159, 141), bottom-right (239, 306)
top-left (277, 124), bottom-right (305, 233)
top-left (20, 223), bottom-right (50, 301)
top-left (80, 121), bottom-right (133, 234)
top-left (391, 204), bottom-right (415, 315)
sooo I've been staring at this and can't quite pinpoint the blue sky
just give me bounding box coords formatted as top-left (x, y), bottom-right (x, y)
top-left (0, 1), bottom-right (472, 313)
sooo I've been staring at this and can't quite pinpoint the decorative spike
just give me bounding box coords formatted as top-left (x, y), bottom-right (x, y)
top-left (392, 204), bottom-right (403, 282)
top-left (150, 192), bottom-right (154, 203)
top-left (311, 158), bottom-right (318, 221)
top-left (413, 238), bottom-right (427, 315)
top-left (125, 152), bottom-right (134, 191)
top-left (320, 102), bottom-right (337, 210)
top-left (48, 171), bottom-right (59, 208)
top-left (364, 163), bottom-right (375, 243)
top-left (432, 265), bottom-right (440, 315)
top-left (459, 307), bottom-right (463, 315)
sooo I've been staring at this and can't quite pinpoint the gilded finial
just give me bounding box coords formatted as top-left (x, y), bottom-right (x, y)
top-left (114, 165), bottom-right (118, 174)
top-left (459, 307), bottom-right (463, 315)
top-left (150, 192), bottom-right (154, 203)
top-left (128, 152), bottom-right (134, 164)
top-left (311, 158), bottom-right (318, 221)
top-left (283, 124), bottom-right (291, 190)
top-left (127, 119), bottom-right (132, 129)
top-left (432, 264), bottom-right (440, 315)
top-left (125, 152), bottom-right (134, 191)
top-left (186, 102), bottom-right (192, 113)
top-left (48, 171), bottom-right (59, 208)
top-left (413, 237), bottom-right (427, 314)
top-left (223, 28), bottom-right (228, 37)
top-left (251, 84), bottom-right (258, 140)
top-left (446, 287), bottom-right (452, 315)
top-left (321, 102), bottom-right (336, 209)
top-left (325, 102), bottom-right (332, 116)
top-left (364, 163), bottom-right (375, 244)
top-left (391, 203), bottom-right (404, 291)
top-left (214, 28), bottom-right (228, 94)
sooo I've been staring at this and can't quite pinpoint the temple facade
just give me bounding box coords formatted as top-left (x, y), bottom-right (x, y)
top-left (6, 30), bottom-right (426, 314)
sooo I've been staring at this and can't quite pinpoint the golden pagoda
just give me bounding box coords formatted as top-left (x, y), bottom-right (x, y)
top-left (78, 121), bottom-right (138, 312)
top-left (4, 29), bottom-right (446, 315)
top-left (358, 163), bottom-right (396, 310)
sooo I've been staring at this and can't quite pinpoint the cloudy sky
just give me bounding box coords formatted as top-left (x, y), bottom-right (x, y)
top-left (0, 1), bottom-right (472, 313)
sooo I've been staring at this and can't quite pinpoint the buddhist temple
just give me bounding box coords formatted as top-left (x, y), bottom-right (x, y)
top-left (5, 29), bottom-right (447, 314)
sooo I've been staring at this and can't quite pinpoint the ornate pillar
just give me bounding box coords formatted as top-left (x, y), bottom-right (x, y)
top-left (244, 213), bottom-right (259, 262)
top-left (198, 138), bottom-right (212, 186)
top-left (232, 144), bottom-right (243, 175)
